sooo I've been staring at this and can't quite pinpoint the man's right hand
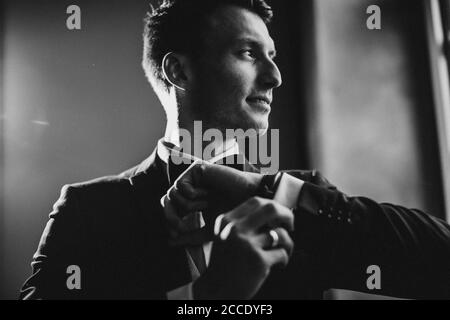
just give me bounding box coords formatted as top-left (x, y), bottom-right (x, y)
top-left (190, 197), bottom-right (294, 300)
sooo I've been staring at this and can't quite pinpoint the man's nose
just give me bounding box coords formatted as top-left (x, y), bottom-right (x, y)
top-left (260, 58), bottom-right (283, 89)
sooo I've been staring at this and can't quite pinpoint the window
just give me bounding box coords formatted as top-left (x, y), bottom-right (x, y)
top-left (425, 0), bottom-right (450, 222)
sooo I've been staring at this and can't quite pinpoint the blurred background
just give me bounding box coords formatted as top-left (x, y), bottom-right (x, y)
top-left (1, 0), bottom-right (450, 299)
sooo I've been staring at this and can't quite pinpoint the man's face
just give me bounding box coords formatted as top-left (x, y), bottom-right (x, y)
top-left (187, 5), bottom-right (282, 133)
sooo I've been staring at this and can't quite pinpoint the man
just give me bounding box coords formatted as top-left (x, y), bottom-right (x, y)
top-left (20, 0), bottom-right (450, 300)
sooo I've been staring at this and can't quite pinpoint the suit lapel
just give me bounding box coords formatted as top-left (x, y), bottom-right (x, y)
top-left (129, 150), bottom-right (192, 294)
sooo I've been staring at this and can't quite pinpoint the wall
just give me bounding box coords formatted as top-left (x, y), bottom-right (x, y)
top-left (313, 0), bottom-right (443, 217)
top-left (313, 0), bottom-right (444, 299)
top-left (0, 0), bottom-right (5, 297)
top-left (1, 0), bottom-right (164, 298)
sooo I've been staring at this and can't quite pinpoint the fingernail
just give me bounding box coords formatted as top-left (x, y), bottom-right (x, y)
top-left (160, 196), bottom-right (166, 208)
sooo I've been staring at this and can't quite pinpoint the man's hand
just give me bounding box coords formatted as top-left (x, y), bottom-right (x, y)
top-left (162, 161), bottom-right (264, 236)
top-left (176, 161), bottom-right (262, 208)
top-left (191, 197), bottom-right (294, 300)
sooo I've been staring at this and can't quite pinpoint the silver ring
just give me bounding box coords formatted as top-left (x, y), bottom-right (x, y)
top-left (268, 229), bottom-right (279, 248)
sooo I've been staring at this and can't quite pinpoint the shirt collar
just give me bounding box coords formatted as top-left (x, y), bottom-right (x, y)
top-left (157, 138), bottom-right (240, 165)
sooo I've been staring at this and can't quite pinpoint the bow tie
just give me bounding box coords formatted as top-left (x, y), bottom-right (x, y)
top-left (167, 154), bottom-right (245, 185)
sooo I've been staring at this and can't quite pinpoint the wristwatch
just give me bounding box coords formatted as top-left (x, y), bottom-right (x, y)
top-left (256, 172), bottom-right (284, 199)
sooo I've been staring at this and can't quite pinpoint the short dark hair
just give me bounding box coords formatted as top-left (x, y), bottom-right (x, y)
top-left (142, 0), bottom-right (273, 93)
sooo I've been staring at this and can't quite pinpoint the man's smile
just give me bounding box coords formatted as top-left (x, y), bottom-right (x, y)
top-left (246, 94), bottom-right (272, 113)
top-left (246, 95), bottom-right (272, 113)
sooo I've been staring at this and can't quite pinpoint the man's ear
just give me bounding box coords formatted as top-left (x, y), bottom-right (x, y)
top-left (162, 52), bottom-right (189, 92)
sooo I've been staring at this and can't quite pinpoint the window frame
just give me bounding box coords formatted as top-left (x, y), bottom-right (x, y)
top-left (425, 0), bottom-right (450, 222)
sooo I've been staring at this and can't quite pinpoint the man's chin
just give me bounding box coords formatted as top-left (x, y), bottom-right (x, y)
top-left (250, 115), bottom-right (270, 133)
top-left (215, 113), bottom-right (269, 134)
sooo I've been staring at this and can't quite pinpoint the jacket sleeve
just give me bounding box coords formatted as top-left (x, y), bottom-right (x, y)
top-left (288, 170), bottom-right (450, 299)
top-left (19, 185), bottom-right (87, 300)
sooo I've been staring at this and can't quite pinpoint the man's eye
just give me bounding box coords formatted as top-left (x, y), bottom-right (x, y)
top-left (241, 50), bottom-right (255, 59)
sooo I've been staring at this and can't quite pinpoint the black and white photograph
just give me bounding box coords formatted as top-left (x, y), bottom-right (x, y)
top-left (0, 0), bottom-right (450, 302)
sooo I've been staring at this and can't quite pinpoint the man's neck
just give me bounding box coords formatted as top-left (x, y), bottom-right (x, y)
top-left (164, 120), bottom-right (235, 161)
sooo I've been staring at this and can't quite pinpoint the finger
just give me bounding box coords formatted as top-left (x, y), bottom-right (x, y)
top-left (162, 195), bottom-right (190, 234)
top-left (170, 227), bottom-right (211, 247)
top-left (163, 196), bottom-right (203, 233)
top-left (260, 247), bottom-right (290, 268)
top-left (186, 160), bottom-right (209, 187)
top-left (210, 198), bottom-right (277, 239)
top-left (200, 162), bottom-right (241, 189)
top-left (182, 211), bottom-right (205, 231)
top-left (240, 201), bottom-right (294, 233)
top-left (169, 187), bottom-right (209, 216)
top-left (252, 228), bottom-right (294, 257)
top-left (214, 213), bottom-right (226, 237)
top-left (176, 179), bottom-right (209, 200)
top-left (211, 212), bottom-right (236, 240)
top-left (219, 221), bottom-right (236, 241)
top-left (226, 197), bottom-right (265, 221)
top-left (214, 197), bottom-right (269, 236)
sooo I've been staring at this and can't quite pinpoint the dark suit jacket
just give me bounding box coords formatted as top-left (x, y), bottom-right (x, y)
top-left (19, 151), bottom-right (450, 299)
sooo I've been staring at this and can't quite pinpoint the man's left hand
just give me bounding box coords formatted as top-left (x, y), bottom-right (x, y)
top-left (161, 161), bottom-right (264, 238)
